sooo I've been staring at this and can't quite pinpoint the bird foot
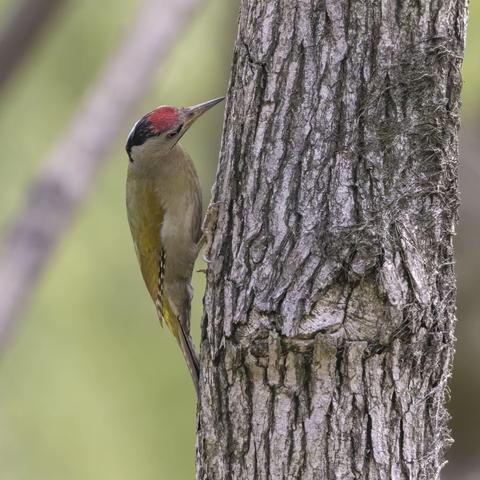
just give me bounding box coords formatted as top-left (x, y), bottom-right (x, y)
top-left (196, 201), bottom-right (221, 265)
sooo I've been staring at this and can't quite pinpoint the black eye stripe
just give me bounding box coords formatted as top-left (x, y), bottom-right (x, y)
top-left (167, 123), bottom-right (184, 138)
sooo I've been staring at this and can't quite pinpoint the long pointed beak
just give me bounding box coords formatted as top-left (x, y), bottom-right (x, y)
top-left (183, 96), bottom-right (225, 127)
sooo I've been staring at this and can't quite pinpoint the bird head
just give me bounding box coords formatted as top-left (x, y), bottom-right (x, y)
top-left (126, 96), bottom-right (224, 163)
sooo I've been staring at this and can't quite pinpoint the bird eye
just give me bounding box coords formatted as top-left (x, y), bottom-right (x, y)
top-left (167, 123), bottom-right (184, 139)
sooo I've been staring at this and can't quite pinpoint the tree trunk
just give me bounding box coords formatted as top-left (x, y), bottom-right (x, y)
top-left (198, 2), bottom-right (467, 479)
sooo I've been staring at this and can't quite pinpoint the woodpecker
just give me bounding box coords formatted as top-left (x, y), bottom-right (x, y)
top-left (125, 97), bottom-right (224, 396)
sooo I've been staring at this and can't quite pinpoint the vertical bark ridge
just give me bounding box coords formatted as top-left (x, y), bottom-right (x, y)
top-left (198, 1), bottom-right (467, 479)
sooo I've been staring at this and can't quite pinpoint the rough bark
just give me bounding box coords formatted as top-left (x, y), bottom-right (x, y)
top-left (198, 1), bottom-right (467, 479)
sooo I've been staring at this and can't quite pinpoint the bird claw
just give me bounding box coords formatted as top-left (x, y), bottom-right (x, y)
top-left (197, 201), bottom-right (222, 262)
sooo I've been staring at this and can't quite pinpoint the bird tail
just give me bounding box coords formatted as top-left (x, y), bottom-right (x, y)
top-left (162, 302), bottom-right (200, 397)
top-left (176, 320), bottom-right (200, 397)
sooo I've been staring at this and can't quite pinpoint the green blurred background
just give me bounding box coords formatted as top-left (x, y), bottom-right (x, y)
top-left (0, 1), bottom-right (477, 479)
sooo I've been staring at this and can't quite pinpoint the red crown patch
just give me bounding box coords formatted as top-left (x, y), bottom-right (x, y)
top-left (148, 106), bottom-right (179, 133)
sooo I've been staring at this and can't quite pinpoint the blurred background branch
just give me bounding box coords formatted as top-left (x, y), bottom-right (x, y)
top-left (0, 0), bottom-right (203, 346)
top-left (0, 0), bottom-right (67, 94)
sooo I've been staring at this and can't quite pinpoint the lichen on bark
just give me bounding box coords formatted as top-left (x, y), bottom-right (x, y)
top-left (197, 1), bottom-right (468, 479)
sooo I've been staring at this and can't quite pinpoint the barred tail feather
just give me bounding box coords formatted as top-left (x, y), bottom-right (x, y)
top-left (153, 251), bottom-right (199, 395)
top-left (155, 251), bottom-right (166, 327)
